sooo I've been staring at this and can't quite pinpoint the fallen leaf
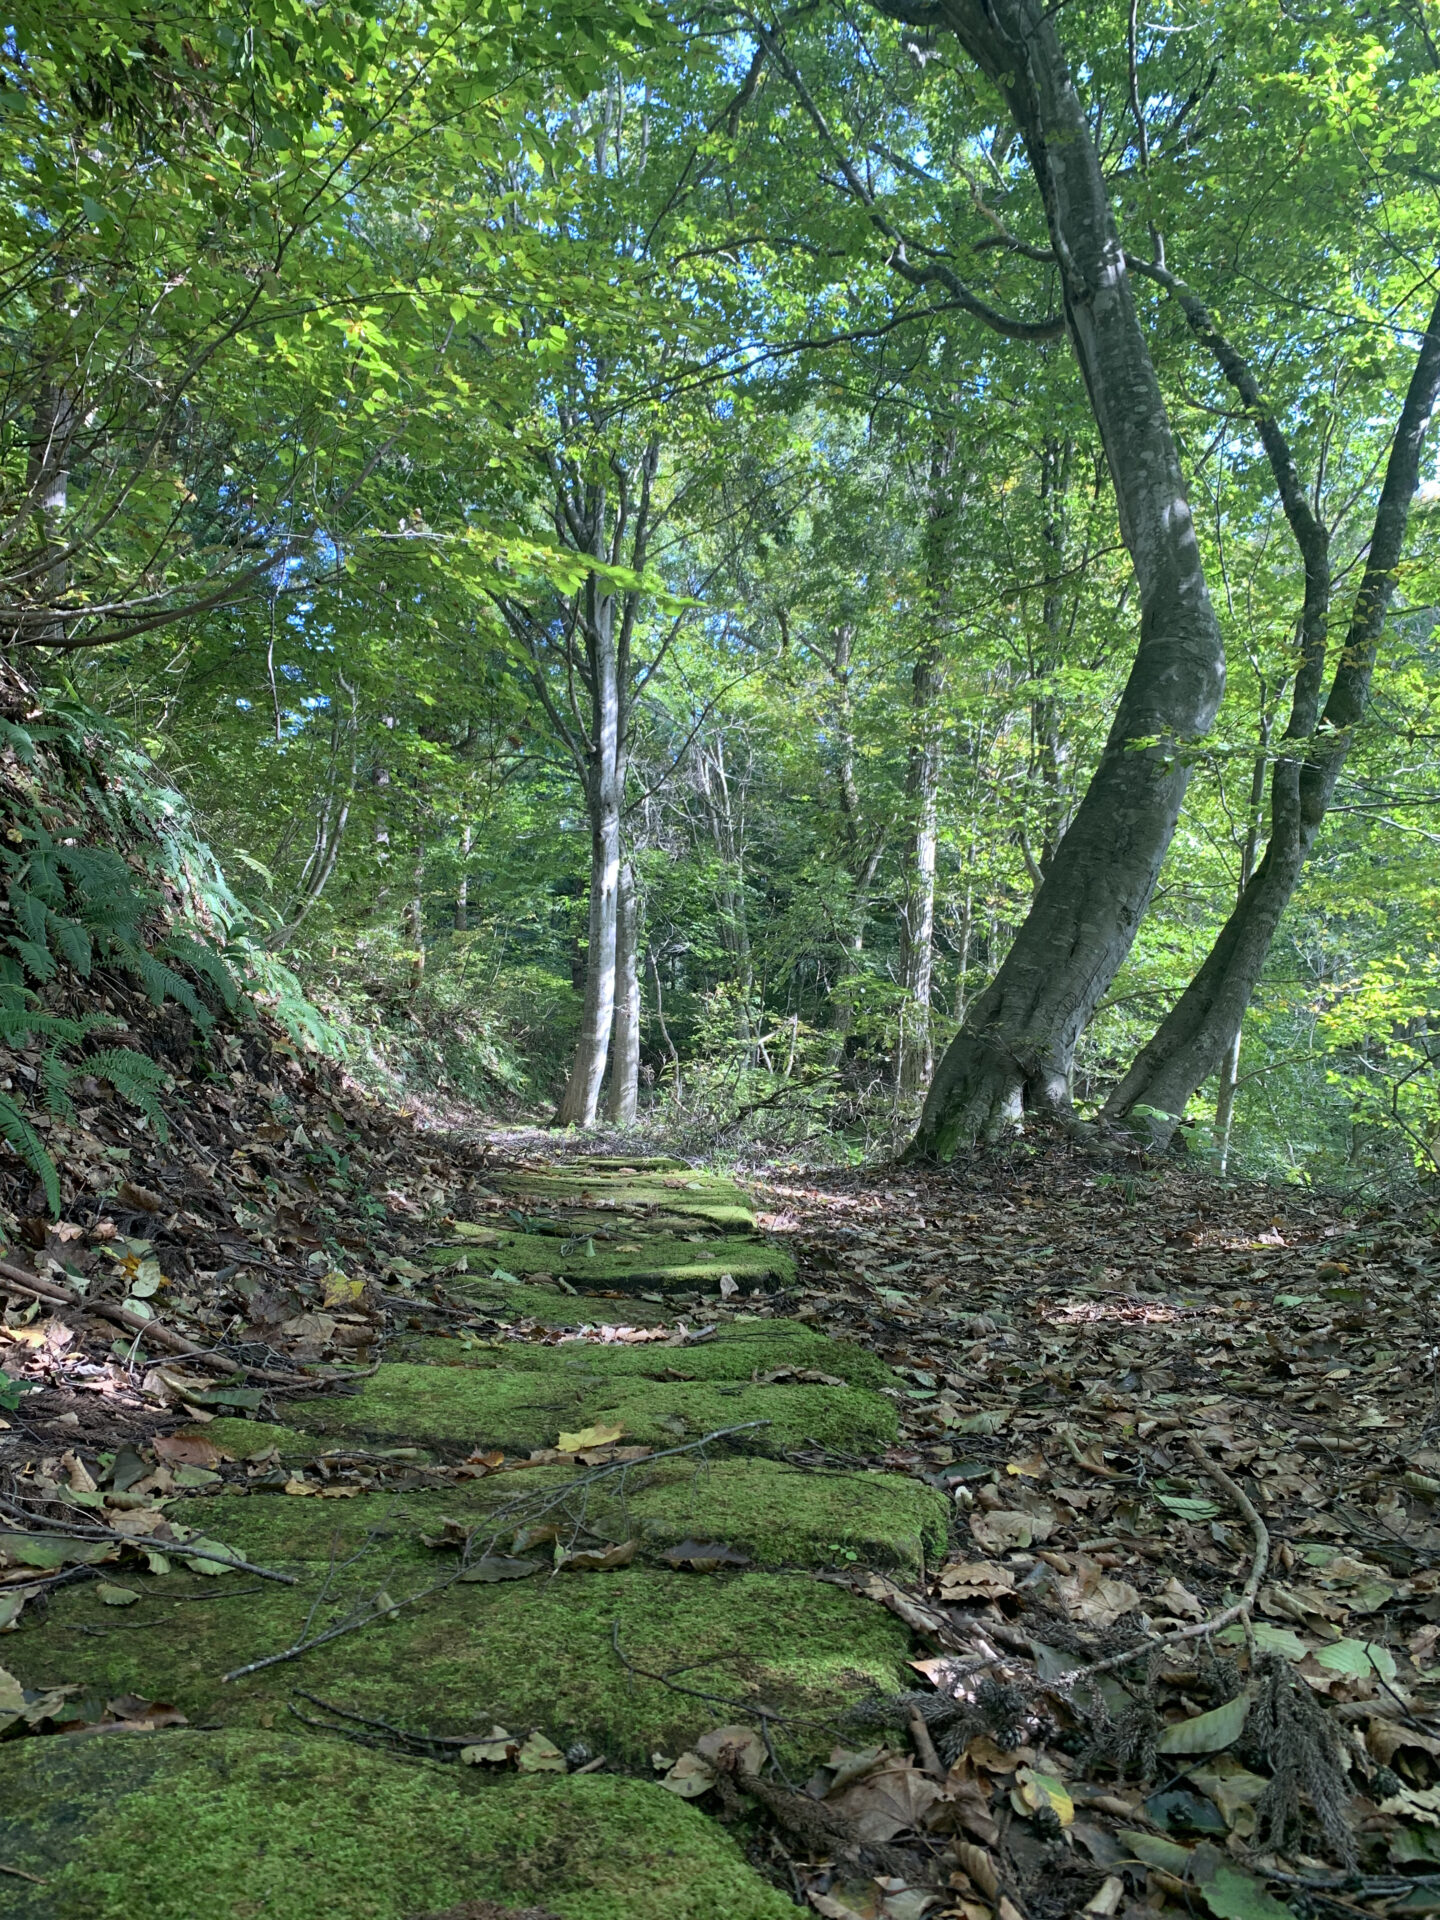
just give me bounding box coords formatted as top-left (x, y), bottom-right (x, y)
top-left (460, 1725), bottom-right (519, 1765)
top-left (1156, 1693), bottom-right (1250, 1756)
top-left (659, 1750), bottom-right (716, 1798)
top-left (555, 1540), bottom-right (635, 1571)
top-left (828, 1755), bottom-right (944, 1844)
top-left (459, 1555), bottom-right (543, 1583)
top-left (1055, 1557), bottom-right (1141, 1627)
top-left (936, 1559), bottom-right (1015, 1601)
top-left (95, 1583), bottom-right (140, 1607)
top-left (1014, 1765), bottom-right (1074, 1827)
top-left (1158, 1577), bottom-right (1207, 1620)
top-left (321, 1271), bottom-right (366, 1310)
top-left (659, 1539), bottom-right (751, 1572)
top-left (969, 1509), bottom-right (1036, 1553)
top-left (556, 1422), bottom-right (625, 1453)
top-left (516, 1731), bottom-right (567, 1773)
top-left (695, 1724), bottom-right (767, 1776)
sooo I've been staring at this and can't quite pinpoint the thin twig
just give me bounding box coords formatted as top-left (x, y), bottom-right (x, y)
top-left (0, 1495), bottom-right (297, 1584)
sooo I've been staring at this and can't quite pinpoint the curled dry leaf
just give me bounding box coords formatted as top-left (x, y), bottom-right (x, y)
top-left (937, 1558), bottom-right (1015, 1601)
top-left (555, 1422), bottom-right (624, 1453)
top-left (1054, 1556), bottom-right (1141, 1628)
top-left (826, 1755), bottom-right (944, 1844)
top-left (695, 1724), bottom-right (766, 1775)
top-left (555, 1539), bottom-right (635, 1572)
top-left (968, 1508), bottom-right (1036, 1553)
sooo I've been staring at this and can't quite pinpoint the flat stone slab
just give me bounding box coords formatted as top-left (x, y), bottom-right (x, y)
top-left (427, 1229), bottom-right (794, 1293)
top-left (145, 1452), bottom-right (947, 1575)
top-left (286, 1361), bottom-right (898, 1455)
top-left (12, 1561), bottom-right (913, 1771)
top-left (495, 1170), bottom-right (756, 1232)
top-left (393, 1319), bottom-right (893, 1391)
top-left (0, 1730), bottom-right (797, 1919)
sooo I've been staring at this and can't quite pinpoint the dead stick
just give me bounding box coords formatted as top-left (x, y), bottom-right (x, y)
top-left (1046, 1435), bottom-right (1271, 1690)
top-left (0, 1259), bottom-right (306, 1386)
top-left (907, 1703), bottom-right (946, 1781)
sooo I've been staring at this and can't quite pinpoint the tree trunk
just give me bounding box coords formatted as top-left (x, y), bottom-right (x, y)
top-left (554, 587), bottom-right (624, 1127)
top-left (1213, 724), bottom-right (1271, 1173)
top-left (455, 822), bottom-right (471, 932)
top-left (891, 0), bottom-right (1226, 1157)
top-left (896, 640), bottom-right (942, 1091)
top-left (1103, 288), bottom-right (1440, 1146)
top-left (605, 861), bottom-right (641, 1124)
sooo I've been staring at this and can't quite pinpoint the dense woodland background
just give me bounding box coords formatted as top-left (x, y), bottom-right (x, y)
top-left (2, 0), bottom-right (1439, 1195)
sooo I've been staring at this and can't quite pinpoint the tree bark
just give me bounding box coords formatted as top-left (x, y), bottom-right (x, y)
top-left (555, 587), bottom-right (624, 1126)
top-left (896, 437), bottom-right (953, 1093)
top-left (875, 0), bottom-right (1226, 1157)
top-left (605, 861), bottom-right (641, 1123)
top-left (1103, 287), bottom-right (1440, 1145)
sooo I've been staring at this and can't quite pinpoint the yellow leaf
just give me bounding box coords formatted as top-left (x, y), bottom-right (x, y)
top-left (322, 1271), bottom-right (365, 1310)
top-left (1015, 1766), bottom-right (1074, 1826)
top-left (556, 1422), bottom-right (625, 1453)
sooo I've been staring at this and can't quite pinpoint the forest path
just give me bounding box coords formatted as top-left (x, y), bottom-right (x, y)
top-left (0, 1134), bottom-right (1437, 1920)
top-left (0, 1153), bottom-right (946, 1920)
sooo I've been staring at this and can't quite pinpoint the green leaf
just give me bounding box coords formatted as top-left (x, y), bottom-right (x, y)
top-left (1156, 1693), bottom-right (1250, 1756)
top-left (1190, 1844), bottom-right (1293, 1920)
top-left (1118, 1831), bottom-right (1192, 1874)
top-left (1155, 1492), bottom-right (1221, 1522)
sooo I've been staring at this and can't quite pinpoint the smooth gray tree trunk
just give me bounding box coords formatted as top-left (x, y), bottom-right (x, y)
top-left (896, 639), bottom-right (942, 1092)
top-left (874, 0), bottom-right (1227, 1156)
top-left (605, 861), bottom-right (641, 1124)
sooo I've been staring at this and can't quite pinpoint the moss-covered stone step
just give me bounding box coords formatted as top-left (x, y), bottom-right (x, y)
top-left (11, 1564), bottom-right (911, 1769)
top-left (571, 1153), bottom-right (691, 1171)
top-left (284, 1361), bottom-right (897, 1455)
top-left (426, 1229), bottom-right (793, 1293)
top-left (148, 1452), bottom-right (947, 1575)
top-left (0, 1730), bottom-right (796, 1920)
top-left (416, 1279), bottom-right (677, 1325)
top-left (392, 1319), bottom-right (892, 1391)
top-left (495, 1170), bottom-right (755, 1232)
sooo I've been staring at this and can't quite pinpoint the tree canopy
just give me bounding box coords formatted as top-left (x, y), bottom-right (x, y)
top-left (4, 0), bottom-right (1439, 1187)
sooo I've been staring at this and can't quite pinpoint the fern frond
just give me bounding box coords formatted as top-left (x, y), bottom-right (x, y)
top-left (163, 933), bottom-right (239, 1011)
top-left (7, 936), bottom-right (54, 982)
top-left (48, 915), bottom-right (92, 976)
top-left (0, 1093), bottom-right (59, 1213)
top-left (88, 1048), bottom-right (171, 1141)
top-left (41, 1049), bottom-right (76, 1121)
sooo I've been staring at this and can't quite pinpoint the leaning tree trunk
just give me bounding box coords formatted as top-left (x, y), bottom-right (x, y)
top-left (1103, 288), bottom-right (1440, 1147)
top-left (883, 0), bottom-right (1226, 1157)
top-left (605, 861), bottom-right (641, 1124)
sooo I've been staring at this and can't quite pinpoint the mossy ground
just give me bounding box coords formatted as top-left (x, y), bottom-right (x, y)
top-left (424, 1230), bottom-right (794, 1292)
top-left (286, 1361), bottom-right (899, 1454)
top-left (2, 1157), bottom-right (937, 1916)
top-left (0, 1730), bottom-right (797, 1920)
top-left (428, 1280), bottom-right (679, 1325)
top-left (391, 1318), bottom-right (894, 1391)
top-left (495, 1172), bottom-right (755, 1231)
top-left (14, 1559), bottom-right (911, 1769)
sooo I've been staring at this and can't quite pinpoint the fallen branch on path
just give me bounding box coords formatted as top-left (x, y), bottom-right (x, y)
top-left (0, 1258), bottom-right (308, 1387)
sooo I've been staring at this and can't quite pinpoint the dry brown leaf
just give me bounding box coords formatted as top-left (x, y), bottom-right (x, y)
top-left (826, 1756), bottom-right (944, 1844)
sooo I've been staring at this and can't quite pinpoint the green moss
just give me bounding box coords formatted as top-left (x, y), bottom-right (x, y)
top-left (0, 1730), bottom-right (796, 1920)
top-left (627, 1458), bottom-right (949, 1575)
top-left (417, 1279), bottom-right (680, 1325)
top-left (393, 1320), bottom-right (893, 1392)
top-left (495, 1172), bottom-right (755, 1232)
top-left (153, 1453), bottom-right (943, 1576)
top-left (288, 1362), bottom-right (898, 1455)
top-left (426, 1230), bottom-right (793, 1293)
top-left (14, 1565), bottom-right (909, 1769)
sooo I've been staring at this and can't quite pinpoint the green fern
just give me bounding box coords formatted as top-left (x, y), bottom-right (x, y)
top-left (0, 1092), bottom-right (59, 1213)
top-left (87, 1048), bottom-right (170, 1139)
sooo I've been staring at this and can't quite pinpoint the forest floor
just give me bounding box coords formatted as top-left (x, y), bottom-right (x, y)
top-left (0, 1027), bottom-right (1436, 1919)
